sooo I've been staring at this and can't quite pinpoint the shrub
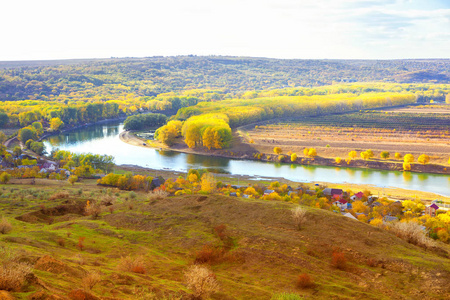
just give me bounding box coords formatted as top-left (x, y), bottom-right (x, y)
top-left (388, 221), bottom-right (434, 248)
top-left (0, 261), bottom-right (32, 292)
top-left (331, 251), bottom-right (347, 270)
top-left (49, 191), bottom-right (69, 201)
top-left (85, 202), bottom-right (103, 219)
top-left (117, 255), bottom-right (146, 273)
top-left (184, 265), bottom-right (219, 299)
top-left (296, 273), bottom-right (314, 289)
top-left (380, 151), bottom-right (390, 159)
top-left (82, 271), bottom-right (101, 290)
top-left (57, 238), bottom-right (65, 247)
top-left (0, 172), bottom-right (11, 184)
top-left (68, 175), bottom-right (78, 185)
top-left (194, 244), bottom-right (225, 265)
top-left (274, 147), bottom-right (282, 154)
top-left (0, 217), bottom-right (12, 234)
top-left (77, 237), bottom-right (86, 251)
top-left (291, 206), bottom-right (307, 230)
top-left (148, 189), bottom-right (169, 201)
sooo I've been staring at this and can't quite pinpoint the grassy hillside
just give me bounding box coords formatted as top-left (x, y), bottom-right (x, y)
top-left (0, 179), bottom-right (449, 299)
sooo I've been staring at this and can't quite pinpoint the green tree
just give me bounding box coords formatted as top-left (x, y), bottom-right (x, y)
top-left (380, 151), bottom-right (390, 159)
top-left (18, 127), bottom-right (37, 144)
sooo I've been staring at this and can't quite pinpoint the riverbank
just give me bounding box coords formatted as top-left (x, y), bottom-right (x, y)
top-left (115, 163), bottom-right (450, 204)
top-left (120, 130), bottom-right (450, 176)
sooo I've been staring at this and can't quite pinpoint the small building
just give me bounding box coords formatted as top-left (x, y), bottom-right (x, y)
top-left (383, 215), bottom-right (398, 222)
top-left (229, 192), bottom-right (237, 197)
top-left (350, 191), bottom-right (364, 201)
top-left (425, 203), bottom-right (440, 217)
top-left (323, 188), bottom-right (343, 198)
top-left (333, 199), bottom-right (348, 211)
top-left (264, 189), bottom-right (275, 195)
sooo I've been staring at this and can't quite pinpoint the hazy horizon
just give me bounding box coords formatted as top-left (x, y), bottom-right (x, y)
top-left (1, 0), bottom-right (450, 61)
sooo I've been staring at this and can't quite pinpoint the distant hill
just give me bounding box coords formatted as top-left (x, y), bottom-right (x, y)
top-left (0, 56), bottom-right (449, 101)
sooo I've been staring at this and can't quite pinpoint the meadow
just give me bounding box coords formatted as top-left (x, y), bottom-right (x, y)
top-left (0, 169), bottom-right (449, 299)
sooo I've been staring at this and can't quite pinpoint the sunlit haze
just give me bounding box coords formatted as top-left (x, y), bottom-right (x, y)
top-left (1, 0), bottom-right (450, 60)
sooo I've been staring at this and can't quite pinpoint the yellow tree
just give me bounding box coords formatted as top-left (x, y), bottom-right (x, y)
top-left (348, 151), bottom-right (357, 159)
top-left (201, 173), bottom-right (216, 193)
top-left (335, 157), bottom-right (342, 164)
top-left (404, 154), bottom-right (414, 163)
top-left (308, 148), bottom-right (317, 157)
top-left (417, 154), bottom-right (430, 164)
top-left (290, 153), bottom-right (297, 162)
top-left (395, 152), bottom-right (401, 159)
top-left (273, 147), bottom-right (282, 155)
top-left (50, 117), bottom-right (64, 131)
top-left (303, 148), bottom-right (309, 156)
top-left (403, 162), bottom-right (411, 171)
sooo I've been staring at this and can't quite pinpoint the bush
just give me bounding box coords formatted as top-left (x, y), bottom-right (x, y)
top-left (85, 202), bottom-right (103, 219)
top-left (296, 273), bottom-right (314, 289)
top-left (184, 265), bottom-right (219, 299)
top-left (331, 251), bottom-right (347, 270)
top-left (194, 244), bottom-right (225, 265)
top-left (0, 172), bottom-right (11, 184)
top-left (291, 206), bottom-right (307, 230)
top-left (0, 217), bottom-right (12, 234)
top-left (49, 191), bottom-right (69, 201)
top-left (147, 189), bottom-right (169, 201)
top-left (82, 271), bottom-right (101, 290)
top-left (0, 261), bottom-right (32, 291)
top-left (388, 221), bottom-right (434, 248)
top-left (117, 255), bottom-right (146, 274)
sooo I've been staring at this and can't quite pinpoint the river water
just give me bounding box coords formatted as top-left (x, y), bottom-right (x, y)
top-left (43, 121), bottom-right (450, 196)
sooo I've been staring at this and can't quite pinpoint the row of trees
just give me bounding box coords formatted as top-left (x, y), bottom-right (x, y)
top-left (51, 150), bottom-right (114, 173)
top-left (170, 92), bottom-right (415, 149)
top-left (123, 113), bottom-right (167, 130)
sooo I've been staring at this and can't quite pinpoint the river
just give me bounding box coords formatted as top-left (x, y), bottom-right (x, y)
top-left (43, 121), bottom-right (450, 196)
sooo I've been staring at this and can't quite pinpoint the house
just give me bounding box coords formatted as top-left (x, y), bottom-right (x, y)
top-left (425, 203), bottom-right (440, 217)
top-left (350, 191), bottom-right (364, 201)
top-left (383, 215), bottom-right (398, 222)
top-left (288, 191), bottom-right (297, 197)
top-left (323, 188), bottom-right (343, 198)
top-left (264, 189), bottom-right (275, 195)
top-left (229, 192), bottom-right (237, 197)
top-left (333, 199), bottom-right (348, 211)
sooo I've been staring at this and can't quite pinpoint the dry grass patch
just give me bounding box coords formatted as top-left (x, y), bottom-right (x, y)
top-left (388, 221), bottom-right (434, 248)
top-left (49, 191), bottom-right (70, 201)
top-left (82, 271), bottom-right (101, 290)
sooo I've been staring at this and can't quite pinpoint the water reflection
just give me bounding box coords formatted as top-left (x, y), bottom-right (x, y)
top-left (43, 121), bottom-right (450, 196)
top-left (403, 171), bottom-right (412, 182)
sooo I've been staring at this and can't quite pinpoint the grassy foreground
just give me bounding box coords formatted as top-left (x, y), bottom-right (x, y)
top-left (0, 178), bottom-right (449, 299)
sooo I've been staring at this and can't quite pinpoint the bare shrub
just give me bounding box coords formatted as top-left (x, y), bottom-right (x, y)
top-left (296, 273), bottom-right (314, 289)
top-left (184, 265), bottom-right (219, 299)
top-left (148, 189), bottom-right (169, 201)
top-left (0, 217), bottom-right (12, 234)
top-left (0, 247), bottom-right (32, 292)
top-left (100, 194), bottom-right (116, 206)
top-left (291, 206), bottom-right (307, 230)
top-left (49, 191), bottom-right (69, 201)
top-left (82, 271), bottom-right (101, 290)
top-left (117, 255), bottom-right (146, 274)
top-left (388, 221), bottom-right (434, 248)
top-left (85, 202), bottom-right (103, 219)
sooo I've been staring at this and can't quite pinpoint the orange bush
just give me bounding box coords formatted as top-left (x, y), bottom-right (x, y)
top-left (194, 245), bottom-right (225, 265)
top-left (131, 265), bottom-right (146, 274)
top-left (296, 273), bottom-right (314, 289)
top-left (331, 251), bottom-right (347, 270)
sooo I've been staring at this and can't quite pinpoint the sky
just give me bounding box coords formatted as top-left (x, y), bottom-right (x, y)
top-left (1, 0), bottom-right (449, 61)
